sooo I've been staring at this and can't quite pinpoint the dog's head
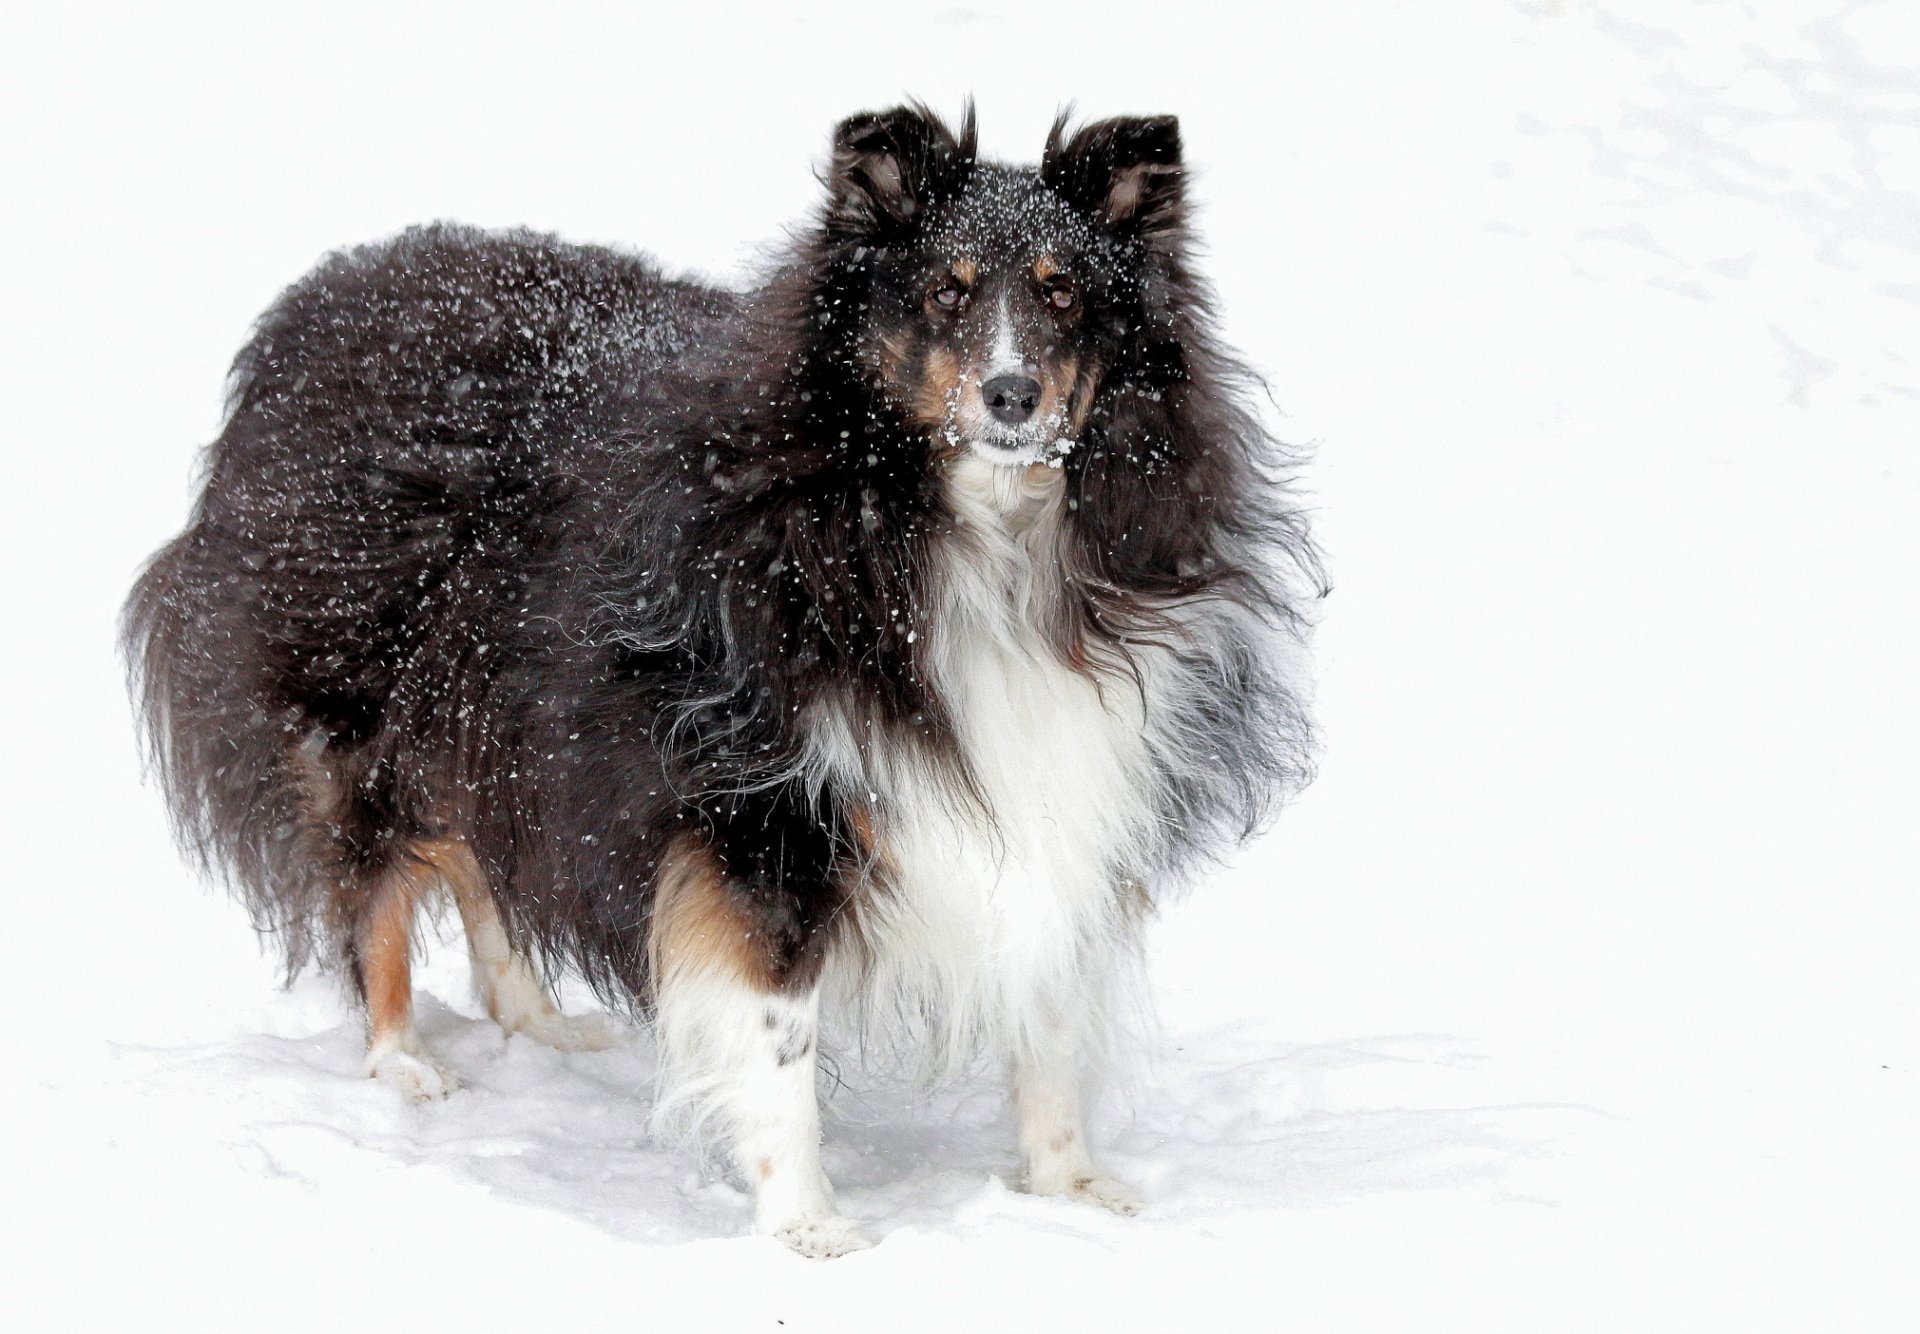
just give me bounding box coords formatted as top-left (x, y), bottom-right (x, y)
top-left (817, 103), bottom-right (1187, 468)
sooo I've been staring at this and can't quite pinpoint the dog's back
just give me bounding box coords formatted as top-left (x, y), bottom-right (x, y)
top-left (124, 223), bottom-right (729, 965)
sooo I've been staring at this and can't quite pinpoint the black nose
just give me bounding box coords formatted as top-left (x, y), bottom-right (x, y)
top-left (981, 374), bottom-right (1041, 425)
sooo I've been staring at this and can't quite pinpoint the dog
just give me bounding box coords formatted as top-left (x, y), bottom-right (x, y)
top-left (123, 103), bottom-right (1322, 1256)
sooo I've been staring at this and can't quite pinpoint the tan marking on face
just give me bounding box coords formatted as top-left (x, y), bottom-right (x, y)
top-left (1033, 353), bottom-right (1080, 431)
top-left (1068, 358), bottom-right (1104, 435)
top-left (912, 344), bottom-right (967, 437)
top-left (1032, 255), bottom-right (1060, 283)
top-left (951, 257), bottom-right (980, 286)
top-left (647, 834), bottom-right (775, 992)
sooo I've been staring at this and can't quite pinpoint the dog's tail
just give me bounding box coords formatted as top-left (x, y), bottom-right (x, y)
top-left (121, 515), bottom-right (332, 975)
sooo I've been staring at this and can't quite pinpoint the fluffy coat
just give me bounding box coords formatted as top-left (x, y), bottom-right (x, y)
top-left (124, 103), bottom-right (1322, 1254)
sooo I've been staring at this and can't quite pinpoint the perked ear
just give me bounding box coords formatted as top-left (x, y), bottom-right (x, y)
top-left (826, 101), bottom-right (977, 238)
top-left (1041, 114), bottom-right (1185, 238)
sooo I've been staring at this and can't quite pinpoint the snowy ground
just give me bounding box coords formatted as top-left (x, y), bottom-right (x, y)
top-left (3, 2), bottom-right (1915, 1329)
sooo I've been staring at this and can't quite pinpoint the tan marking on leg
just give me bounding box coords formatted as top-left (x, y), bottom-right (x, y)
top-left (824, 802), bottom-right (897, 977)
top-left (423, 836), bottom-right (615, 1051)
top-left (845, 802), bottom-right (877, 857)
top-left (648, 835), bottom-right (775, 993)
top-left (646, 839), bottom-right (858, 1251)
top-left (843, 801), bottom-right (896, 885)
top-left (427, 836), bottom-right (532, 1025)
top-left (426, 837), bottom-right (500, 957)
top-left (358, 862), bottom-right (424, 1048)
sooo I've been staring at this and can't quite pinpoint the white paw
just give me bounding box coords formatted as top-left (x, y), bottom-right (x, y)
top-left (366, 1044), bottom-right (459, 1103)
top-left (770, 1216), bottom-right (874, 1259)
top-left (507, 1008), bottom-right (625, 1052)
top-left (1027, 1170), bottom-right (1144, 1216)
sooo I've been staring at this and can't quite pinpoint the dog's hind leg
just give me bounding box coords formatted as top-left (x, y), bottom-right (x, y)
top-left (352, 855), bottom-right (460, 1102)
top-left (293, 739), bottom-right (460, 1102)
top-left (430, 839), bottom-right (620, 1051)
top-left (648, 835), bottom-right (869, 1259)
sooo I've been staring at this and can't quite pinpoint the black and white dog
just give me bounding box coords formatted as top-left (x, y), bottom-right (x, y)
top-left (124, 103), bottom-right (1321, 1256)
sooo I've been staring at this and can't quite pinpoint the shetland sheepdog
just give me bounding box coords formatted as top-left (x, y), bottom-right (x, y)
top-left (123, 103), bottom-right (1321, 1256)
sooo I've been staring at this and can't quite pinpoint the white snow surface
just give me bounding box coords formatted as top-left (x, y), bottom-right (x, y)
top-left (3, 2), bottom-right (1915, 1329)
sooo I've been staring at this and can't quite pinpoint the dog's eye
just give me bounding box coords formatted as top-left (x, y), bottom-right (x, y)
top-left (930, 280), bottom-right (969, 312)
top-left (1045, 279), bottom-right (1076, 311)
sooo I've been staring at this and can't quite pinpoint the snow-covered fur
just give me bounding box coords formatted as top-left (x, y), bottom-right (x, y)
top-left (122, 102), bottom-right (1323, 1254)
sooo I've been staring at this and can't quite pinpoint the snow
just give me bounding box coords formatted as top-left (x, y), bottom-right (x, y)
top-left (2, 1), bottom-right (1915, 1329)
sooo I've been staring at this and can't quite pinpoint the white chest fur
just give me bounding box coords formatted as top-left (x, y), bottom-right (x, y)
top-left (812, 456), bottom-right (1159, 1069)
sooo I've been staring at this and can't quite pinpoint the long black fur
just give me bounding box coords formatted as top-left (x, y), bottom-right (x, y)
top-left (123, 103), bottom-right (1323, 1016)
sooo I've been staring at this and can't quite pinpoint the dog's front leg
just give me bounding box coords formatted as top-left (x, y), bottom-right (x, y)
top-left (1012, 1011), bottom-right (1143, 1216)
top-left (724, 983), bottom-right (850, 1247)
top-left (648, 809), bottom-right (869, 1258)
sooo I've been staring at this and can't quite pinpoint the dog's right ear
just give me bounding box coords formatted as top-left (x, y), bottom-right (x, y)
top-left (826, 102), bottom-right (976, 238)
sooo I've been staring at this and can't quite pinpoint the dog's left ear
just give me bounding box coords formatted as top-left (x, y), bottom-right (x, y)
top-left (1041, 114), bottom-right (1184, 239)
top-left (826, 102), bottom-right (976, 238)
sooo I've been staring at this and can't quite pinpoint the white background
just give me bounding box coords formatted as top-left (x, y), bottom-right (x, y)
top-left (2, 2), bottom-right (1915, 1329)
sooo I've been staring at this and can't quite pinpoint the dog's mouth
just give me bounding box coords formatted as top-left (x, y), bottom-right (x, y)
top-left (964, 428), bottom-right (1077, 469)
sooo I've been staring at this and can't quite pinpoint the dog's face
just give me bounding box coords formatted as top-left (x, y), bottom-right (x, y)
top-left (824, 106), bottom-right (1186, 468)
top-left (877, 170), bottom-right (1097, 465)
